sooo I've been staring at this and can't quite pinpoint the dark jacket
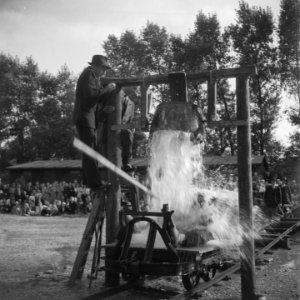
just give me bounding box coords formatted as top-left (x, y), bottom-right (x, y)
top-left (73, 66), bottom-right (107, 128)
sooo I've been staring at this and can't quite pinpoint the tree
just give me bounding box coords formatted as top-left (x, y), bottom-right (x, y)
top-left (0, 53), bottom-right (77, 166)
top-left (227, 1), bottom-right (281, 155)
top-left (0, 54), bottom-right (40, 163)
top-left (170, 11), bottom-right (237, 155)
top-left (103, 22), bottom-right (174, 111)
top-left (278, 0), bottom-right (300, 108)
top-left (28, 66), bottom-right (77, 160)
top-left (103, 22), bottom-right (172, 76)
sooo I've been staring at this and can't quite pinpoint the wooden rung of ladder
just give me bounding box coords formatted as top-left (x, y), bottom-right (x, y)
top-left (68, 189), bottom-right (106, 286)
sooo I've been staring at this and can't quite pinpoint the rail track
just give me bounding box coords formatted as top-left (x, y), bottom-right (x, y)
top-left (81, 215), bottom-right (300, 300)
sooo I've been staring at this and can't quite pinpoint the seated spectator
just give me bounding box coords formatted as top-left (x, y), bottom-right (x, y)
top-left (0, 198), bottom-right (4, 213)
top-left (87, 201), bottom-right (93, 213)
top-left (68, 197), bottom-right (78, 214)
top-left (4, 198), bottom-right (12, 213)
top-left (49, 203), bottom-right (59, 216)
top-left (41, 204), bottom-right (51, 216)
top-left (14, 201), bottom-right (21, 215)
top-left (23, 202), bottom-right (31, 216)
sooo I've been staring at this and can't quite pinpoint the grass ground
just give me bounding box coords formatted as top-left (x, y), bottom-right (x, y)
top-left (0, 213), bottom-right (299, 300)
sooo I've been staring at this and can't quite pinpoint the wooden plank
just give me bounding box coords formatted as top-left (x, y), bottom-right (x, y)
top-left (102, 241), bottom-right (219, 254)
top-left (207, 119), bottom-right (248, 127)
top-left (112, 119), bottom-right (248, 130)
top-left (256, 221), bottom-right (300, 257)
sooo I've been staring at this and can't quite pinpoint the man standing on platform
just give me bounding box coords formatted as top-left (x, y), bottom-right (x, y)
top-left (73, 54), bottom-right (116, 193)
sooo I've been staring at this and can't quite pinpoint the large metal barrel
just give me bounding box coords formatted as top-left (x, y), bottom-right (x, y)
top-left (150, 102), bottom-right (205, 135)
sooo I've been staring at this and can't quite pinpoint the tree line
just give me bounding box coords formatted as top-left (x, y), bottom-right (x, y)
top-left (0, 0), bottom-right (299, 170)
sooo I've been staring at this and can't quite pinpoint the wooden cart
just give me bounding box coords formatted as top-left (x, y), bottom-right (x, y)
top-left (102, 205), bottom-right (223, 290)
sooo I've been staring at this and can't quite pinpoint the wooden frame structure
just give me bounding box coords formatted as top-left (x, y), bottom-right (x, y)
top-left (70, 65), bottom-right (258, 300)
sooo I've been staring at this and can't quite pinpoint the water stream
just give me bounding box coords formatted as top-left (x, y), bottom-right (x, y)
top-left (147, 130), bottom-right (267, 255)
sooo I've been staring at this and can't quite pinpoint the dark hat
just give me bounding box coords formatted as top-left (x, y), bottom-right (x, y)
top-left (88, 55), bottom-right (111, 69)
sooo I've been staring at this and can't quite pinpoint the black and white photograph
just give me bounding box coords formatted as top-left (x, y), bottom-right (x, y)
top-left (0, 0), bottom-right (299, 299)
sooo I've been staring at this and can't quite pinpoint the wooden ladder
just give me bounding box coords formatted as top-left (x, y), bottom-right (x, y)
top-left (68, 189), bottom-right (106, 286)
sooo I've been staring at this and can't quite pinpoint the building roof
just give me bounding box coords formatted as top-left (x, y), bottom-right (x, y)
top-left (7, 160), bottom-right (82, 170)
top-left (7, 155), bottom-right (267, 170)
top-left (202, 155), bottom-right (267, 166)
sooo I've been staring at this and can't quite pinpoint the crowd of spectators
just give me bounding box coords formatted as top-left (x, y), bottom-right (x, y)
top-left (0, 171), bottom-right (299, 218)
top-left (0, 178), bottom-right (93, 216)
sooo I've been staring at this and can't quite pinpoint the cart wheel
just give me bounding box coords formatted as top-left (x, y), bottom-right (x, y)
top-left (201, 266), bottom-right (217, 282)
top-left (182, 270), bottom-right (201, 290)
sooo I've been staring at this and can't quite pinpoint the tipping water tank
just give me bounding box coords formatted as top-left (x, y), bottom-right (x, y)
top-left (150, 101), bottom-right (205, 137)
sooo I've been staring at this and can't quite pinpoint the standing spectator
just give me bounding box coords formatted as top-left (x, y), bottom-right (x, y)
top-left (25, 182), bottom-right (33, 196)
top-left (258, 178), bottom-right (266, 201)
top-left (290, 179), bottom-right (299, 203)
top-left (0, 195), bottom-right (4, 213)
top-left (0, 180), bottom-right (4, 213)
top-left (34, 190), bottom-right (43, 215)
top-left (280, 178), bottom-right (292, 205)
top-left (20, 190), bottom-right (29, 216)
top-left (9, 182), bottom-right (16, 209)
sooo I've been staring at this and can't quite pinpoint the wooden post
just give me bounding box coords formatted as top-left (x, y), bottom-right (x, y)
top-left (207, 72), bottom-right (217, 122)
top-left (141, 83), bottom-right (150, 129)
top-left (168, 72), bottom-right (188, 102)
top-left (105, 88), bottom-right (122, 286)
top-left (236, 74), bottom-right (256, 300)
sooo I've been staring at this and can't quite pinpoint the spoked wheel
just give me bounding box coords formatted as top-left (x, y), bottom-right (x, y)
top-left (182, 270), bottom-right (201, 290)
top-left (201, 266), bottom-right (217, 282)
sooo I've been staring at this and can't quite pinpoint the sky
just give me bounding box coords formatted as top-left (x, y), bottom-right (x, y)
top-left (0, 0), bottom-right (281, 75)
top-left (0, 0), bottom-right (297, 145)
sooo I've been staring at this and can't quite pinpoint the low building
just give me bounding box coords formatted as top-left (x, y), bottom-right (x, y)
top-left (7, 160), bottom-right (83, 184)
top-left (7, 155), bottom-right (268, 184)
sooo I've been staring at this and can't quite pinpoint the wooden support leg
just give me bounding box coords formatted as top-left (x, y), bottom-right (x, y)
top-left (68, 189), bottom-right (106, 286)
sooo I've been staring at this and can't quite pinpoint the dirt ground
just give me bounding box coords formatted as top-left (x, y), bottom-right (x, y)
top-left (0, 213), bottom-right (299, 300)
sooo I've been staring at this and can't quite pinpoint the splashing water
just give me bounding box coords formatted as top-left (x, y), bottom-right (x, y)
top-left (148, 130), bottom-right (267, 254)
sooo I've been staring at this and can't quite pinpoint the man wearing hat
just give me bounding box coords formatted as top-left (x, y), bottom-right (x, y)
top-left (73, 54), bottom-right (116, 193)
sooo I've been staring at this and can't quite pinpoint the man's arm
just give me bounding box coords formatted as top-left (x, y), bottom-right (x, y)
top-left (81, 69), bottom-right (116, 105)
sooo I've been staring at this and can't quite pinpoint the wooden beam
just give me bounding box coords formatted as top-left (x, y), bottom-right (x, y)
top-left (207, 120), bottom-right (248, 127)
top-left (111, 119), bottom-right (249, 130)
top-left (101, 66), bottom-right (257, 86)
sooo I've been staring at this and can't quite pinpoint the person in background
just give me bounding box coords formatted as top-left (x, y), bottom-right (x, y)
top-left (96, 85), bottom-right (139, 173)
top-left (290, 179), bottom-right (299, 203)
top-left (120, 86), bottom-right (139, 172)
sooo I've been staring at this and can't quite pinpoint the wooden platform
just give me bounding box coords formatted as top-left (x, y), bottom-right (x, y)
top-left (102, 230), bottom-right (219, 255)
